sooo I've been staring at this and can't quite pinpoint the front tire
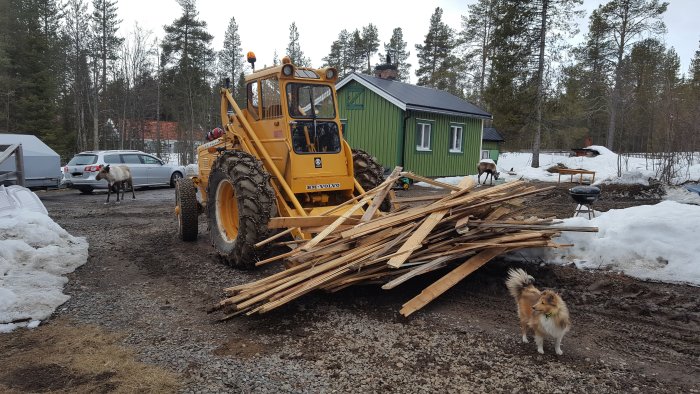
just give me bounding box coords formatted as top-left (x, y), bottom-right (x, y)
top-left (175, 178), bottom-right (198, 242)
top-left (207, 151), bottom-right (276, 269)
top-left (352, 149), bottom-right (391, 212)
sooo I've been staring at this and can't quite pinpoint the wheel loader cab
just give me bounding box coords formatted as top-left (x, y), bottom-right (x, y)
top-left (242, 63), bottom-right (356, 208)
top-left (286, 83), bottom-right (341, 154)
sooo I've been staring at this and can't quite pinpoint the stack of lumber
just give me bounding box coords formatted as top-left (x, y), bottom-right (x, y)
top-left (212, 170), bottom-right (597, 319)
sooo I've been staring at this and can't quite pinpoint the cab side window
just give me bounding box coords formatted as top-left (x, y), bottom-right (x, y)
top-left (261, 77), bottom-right (282, 119)
top-left (247, 81), bottom-right (260, 120)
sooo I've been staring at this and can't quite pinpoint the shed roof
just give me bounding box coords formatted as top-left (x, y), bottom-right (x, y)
top-left (482, 127), bottom-right (504, 142)
top-left (336, 72), bottom-right (492, 119)
top-left (0, 134), bottom-right (59, 157)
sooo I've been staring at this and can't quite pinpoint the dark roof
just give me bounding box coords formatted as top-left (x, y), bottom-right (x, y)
top-left (337, 72), bottom-right (491, 119)
top-left (482, 127), bottom-right (504, 142)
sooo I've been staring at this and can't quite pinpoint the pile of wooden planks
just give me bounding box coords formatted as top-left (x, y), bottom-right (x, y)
top-left (212, 170), bottom-right (597, 319)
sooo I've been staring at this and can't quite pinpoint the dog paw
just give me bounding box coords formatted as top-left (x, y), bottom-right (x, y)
top-left (537, 348), bottom-right (544, 354)
top-left (556, 349), bottom-right (563, 356)
top-left (522, 336), bottom-right (529, 343)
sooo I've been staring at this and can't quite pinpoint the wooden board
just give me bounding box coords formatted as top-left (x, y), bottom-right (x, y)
top-left (399, 247), bottom-right (508, 317)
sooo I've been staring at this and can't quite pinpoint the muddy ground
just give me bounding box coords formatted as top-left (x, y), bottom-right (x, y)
top-left (1, 181), bottom-right (698, 393)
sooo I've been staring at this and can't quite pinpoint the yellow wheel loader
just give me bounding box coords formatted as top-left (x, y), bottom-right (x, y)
top-left (175, 55), bottom-right (387, 269)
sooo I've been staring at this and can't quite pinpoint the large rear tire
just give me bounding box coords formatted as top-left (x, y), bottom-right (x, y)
top-left (175, 177), bottom-right (198, 242)
top-left (207, 151), bottom-right (276, 269)
top-left (352, 149), bottom-right (391, 212)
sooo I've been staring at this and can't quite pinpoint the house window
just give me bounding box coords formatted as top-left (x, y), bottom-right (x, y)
top-left (416, 122), bottom-right (431, 151)
top-left (346, 86), bottom-right (365, 110)
top-left (449, 124), bottom-right (463, 153)
top-left (481, 150), bottom-right (491, 159)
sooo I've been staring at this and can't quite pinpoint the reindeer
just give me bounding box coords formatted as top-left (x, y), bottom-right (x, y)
top-left (477, 159), bottom-right (500, 185)
top-left (95, 165), bottom-right (135, 203)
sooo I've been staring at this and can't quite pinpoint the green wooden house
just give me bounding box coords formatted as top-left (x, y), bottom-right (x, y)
top-left (481, 126), bottom-right (505, 163)
top-left (336, 70), bottom-right (492, 177)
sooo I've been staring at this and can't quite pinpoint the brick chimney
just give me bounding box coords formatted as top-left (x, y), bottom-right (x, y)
top-left (374, 54), bottom-right (399, 80)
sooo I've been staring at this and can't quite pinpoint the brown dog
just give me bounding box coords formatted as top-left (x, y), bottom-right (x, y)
top-left (505, 268), bottom-right (571, 355)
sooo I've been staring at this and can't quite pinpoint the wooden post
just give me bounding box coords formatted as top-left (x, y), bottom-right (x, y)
top-left (14, 144), bottom-right (25, 187)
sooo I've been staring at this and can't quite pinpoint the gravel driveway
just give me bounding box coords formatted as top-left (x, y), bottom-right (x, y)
top-left (1, 184), bottom-right (698, 393)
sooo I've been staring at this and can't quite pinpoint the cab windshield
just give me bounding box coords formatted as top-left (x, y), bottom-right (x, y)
top-left (286, 83), bottom-right (335, 119)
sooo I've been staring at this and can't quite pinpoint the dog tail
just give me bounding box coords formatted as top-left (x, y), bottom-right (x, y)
top-left (505, 268), bottom-right (534, 299)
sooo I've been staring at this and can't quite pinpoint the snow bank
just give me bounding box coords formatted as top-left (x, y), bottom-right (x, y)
top-left (518, 201), bottom-right (700, 286)
top-left (0, 191), bottom-right (89, 333)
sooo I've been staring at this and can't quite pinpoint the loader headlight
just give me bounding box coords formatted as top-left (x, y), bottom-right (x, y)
top-left (282, 64), bottom-right (294, 76)
top-left (325, 68), bottom-right (336, 80)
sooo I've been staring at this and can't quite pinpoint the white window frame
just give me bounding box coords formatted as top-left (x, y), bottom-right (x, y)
top-left (416, 122), bottom-right (432, 151)
top-left (449, 124), bottom-right (463, 153)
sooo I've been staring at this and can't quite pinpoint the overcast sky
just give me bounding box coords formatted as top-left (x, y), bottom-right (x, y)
top-left (117, 0), bottom-right (699, 81)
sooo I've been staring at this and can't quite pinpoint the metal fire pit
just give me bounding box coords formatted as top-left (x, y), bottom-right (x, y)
top-left (569, 185), bottom-right (600, 219)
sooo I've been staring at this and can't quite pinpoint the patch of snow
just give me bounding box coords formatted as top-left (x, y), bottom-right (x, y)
top-left (0, 194), bottom-right (89, 333)
top-left (515, 201), bottom-right (700, 286)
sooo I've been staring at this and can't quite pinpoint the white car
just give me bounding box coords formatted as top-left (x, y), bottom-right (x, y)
top-left (63, 150), bottom-right (186, 194)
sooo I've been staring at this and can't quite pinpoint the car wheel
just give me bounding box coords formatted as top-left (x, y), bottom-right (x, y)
top-left (170, 171), bottom-right (183, 188)
top-left (77, 186), bottom-right (94, 195)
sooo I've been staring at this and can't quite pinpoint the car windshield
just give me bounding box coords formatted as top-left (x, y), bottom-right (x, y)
top-left (286, 84), bottom-right (335, 119)
top-left (68, 154), bottom-right (97, 166)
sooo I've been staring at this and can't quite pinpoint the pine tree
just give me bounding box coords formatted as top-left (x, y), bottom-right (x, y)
top-left (218, 17), bottom-right (243, 96)
top-left (0, 0), bottom-right (9, 133)
top-left (484, 1), bottom-right (536, 146)
top-left (348, 29), bottom-right (365, 73)
top-left (691, 41), bottom-right (700, 86)
top-left (598, 0), bottom-right (668, 150)
top-left (324, 29), bottom-right (358, 78)
top-left (361, 23), bottom-right (379, 74)
top-left (3, 0), bottom-right (65, 145)
top-left (415, 7), bottom-right (461, 95)
top-left (621, 39), bottom-right (679, 153)
top-left (380, 27), bottom-right (411, 82)
top-left (91, 0), bottom-right (123, 149)
top-left (286, 22), bottom-right (310, 66)
top-left (65, 0), bottom-right (92, 151)
top-left (683, 41), bottom-right (700, 150)
top-left (528, 0), bottom-right (583, 167)
top-left (161, 0), bottom-right (214, 164)
top-left (574, 9), bottom-right (615, 146)
top-left (460, 0), bottom-right (497, 104)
